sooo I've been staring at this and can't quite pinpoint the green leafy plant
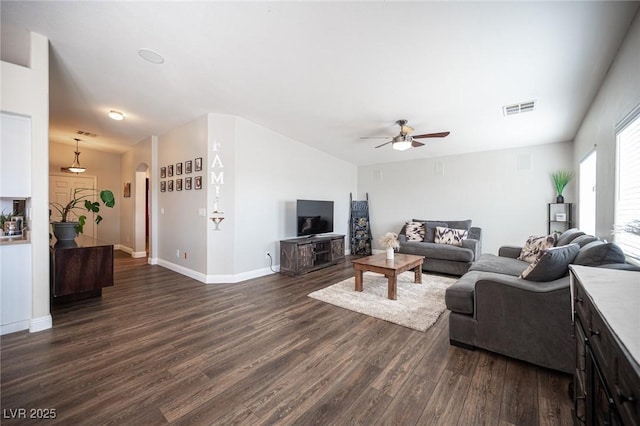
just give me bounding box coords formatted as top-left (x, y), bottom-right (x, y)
top-left (551, 170), bottom-right (574, 196)
top-left (50, 188), bottom-right (115, 234)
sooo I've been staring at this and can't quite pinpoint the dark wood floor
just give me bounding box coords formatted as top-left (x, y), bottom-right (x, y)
top-left (1, 252), bottom-right (573, 425)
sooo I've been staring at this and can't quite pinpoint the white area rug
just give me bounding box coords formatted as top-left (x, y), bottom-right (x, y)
top-left (308, 271), bottom-right (457, 332)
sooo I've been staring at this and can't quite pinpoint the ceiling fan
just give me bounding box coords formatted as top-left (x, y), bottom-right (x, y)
top-left (361, 119), bottom-right (450, 151)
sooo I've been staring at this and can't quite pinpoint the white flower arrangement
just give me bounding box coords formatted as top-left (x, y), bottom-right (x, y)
top-left (379, 232), bottom-right (400, 249)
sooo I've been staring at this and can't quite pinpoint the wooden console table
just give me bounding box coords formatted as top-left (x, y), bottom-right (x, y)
top-left (570, 265), bottom-right (640, 425)
top-left (50, 235), bottom-right (114, 302)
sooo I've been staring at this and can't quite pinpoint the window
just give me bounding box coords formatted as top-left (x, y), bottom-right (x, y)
top-left (615, 107), bottom-right (640, 263)
top-left (579, 150), bottom-right (597, 236)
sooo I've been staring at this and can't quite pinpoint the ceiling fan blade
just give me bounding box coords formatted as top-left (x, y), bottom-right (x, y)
top-left (374, 140), bottom-right (393, 148)
top-left (412, 131), bottom-right (450, 139)
top-left (411, 140), bottom-right (425, 148)
top-left (360, 136), bottom-right (394, 139)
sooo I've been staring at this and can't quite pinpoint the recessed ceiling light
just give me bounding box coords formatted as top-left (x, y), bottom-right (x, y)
top-left (108, 110), bottom-right (125, 121)
top-left (138, 48), bottom-right (165, 64)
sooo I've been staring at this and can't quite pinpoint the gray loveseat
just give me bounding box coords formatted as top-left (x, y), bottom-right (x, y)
top-left (398, 219), bottom-right (481, 276)
top-left (445, 228), bottom-right (638, 374)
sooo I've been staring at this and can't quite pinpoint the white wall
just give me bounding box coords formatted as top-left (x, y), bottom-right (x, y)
top-left (573, 12), bottom-right (640, 239)
top-left (234, 116), bottom-right (357, 274)
top-left (49, 141), bottom-right (121, 244)
top-left (156, 116), bottom-right (209, 278)
top-left (0, 32), bottom-right (51, 332)
top-left (120, 136), bottom-right (152, 257)
top-left (358, 141), bottom-right (574, 255)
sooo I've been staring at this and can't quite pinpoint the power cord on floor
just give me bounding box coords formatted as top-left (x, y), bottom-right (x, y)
top-left (267, 253), bottom-right (278, 273)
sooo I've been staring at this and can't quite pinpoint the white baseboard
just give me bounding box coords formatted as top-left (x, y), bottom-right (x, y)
top-left (155, 259), bottom-right (279, 284)
top-left (0, 319), bottom-right (30, 335)
top-left (115, 244), bottom-right (131, 254)
top-left (131, 251), bottom-right (147, 258)
top-left (29, 314), bottom-right (52, 333)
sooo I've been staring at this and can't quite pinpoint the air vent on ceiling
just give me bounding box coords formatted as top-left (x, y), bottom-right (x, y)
top-left (76, 130), bottom-right (97, 137)
top-left (503, 100), bottom-right (536, 116)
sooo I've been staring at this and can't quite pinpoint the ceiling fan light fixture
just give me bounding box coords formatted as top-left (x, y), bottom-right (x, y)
top-left (392, 140), bottom-right (412, 151)
top-left (108, 110), bottom-right (125, 121)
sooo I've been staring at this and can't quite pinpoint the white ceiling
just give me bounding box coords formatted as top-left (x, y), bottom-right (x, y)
top-left (2, 1), bottom-right (638, 166)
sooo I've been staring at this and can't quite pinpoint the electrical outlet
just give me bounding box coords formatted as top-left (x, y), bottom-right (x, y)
top-left (265, 251), bottom-right (270, 259)
top-left (184, 252), bottom-right (187, 259)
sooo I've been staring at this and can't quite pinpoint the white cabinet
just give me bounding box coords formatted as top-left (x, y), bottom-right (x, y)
top-left (0, 113), bottom-right (31, 197)
top-left (0, 243), bottom-right (32, 334)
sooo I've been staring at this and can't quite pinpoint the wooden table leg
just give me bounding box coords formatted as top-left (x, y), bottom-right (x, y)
top-left (388, 274), bottom-right (397, 300)
top-left (355, 268), bottom-right (364, 292)
top-left (414, 265), bottom-right (422, 284)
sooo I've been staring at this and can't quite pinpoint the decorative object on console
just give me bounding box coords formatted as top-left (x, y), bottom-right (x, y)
top-left (379, 232), bottom-right (399, 260)
top-left (551, 170), bottom-right (574, 203)
top-left (49, 188), bottom-right (115, 241)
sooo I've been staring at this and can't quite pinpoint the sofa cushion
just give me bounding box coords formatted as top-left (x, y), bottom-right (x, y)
top-left (520, 244), bottom-right (580, 281)
top-left (518, 234), bottom-right (557, 263)
top-left (571, 234), bottom-right (598, 247)
top-left (411, 220), bottom-right (448, 242)
top-left (556, 228), bottom-right (585, 246)
top-left (573, 240), bottom-right (626, 266)
top-left (404, 221), bottom-right (426, 241)
top-left (434, 226), bottom-right (468, 247)
top-left (399, 241), bottom-right (474, 262)
top-left (470, 253), bottom-right (530, 277)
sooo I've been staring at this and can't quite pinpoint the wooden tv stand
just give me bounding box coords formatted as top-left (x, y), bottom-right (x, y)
top-left (279, 234), bottom-right (345, 275)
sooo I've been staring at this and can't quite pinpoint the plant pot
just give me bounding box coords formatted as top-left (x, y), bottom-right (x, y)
top-left (386, 247), bottom-right (394, 260)
top-left (556, 195), bottom-right (565, 203)
top-left (51, 222), bottom-right (78, 242)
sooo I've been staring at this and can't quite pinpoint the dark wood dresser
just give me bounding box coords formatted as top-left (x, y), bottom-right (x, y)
top-left (50, 235), bottom-right (114, 302)
top-left (570, 265), bottom-right (640, 425)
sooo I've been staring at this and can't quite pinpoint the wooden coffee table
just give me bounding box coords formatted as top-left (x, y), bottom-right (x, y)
top-left (351, 253), bottom-right (425, 300)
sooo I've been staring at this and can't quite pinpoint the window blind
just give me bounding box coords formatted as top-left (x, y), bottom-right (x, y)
top-left (615, 109), bottom-right (640, 263)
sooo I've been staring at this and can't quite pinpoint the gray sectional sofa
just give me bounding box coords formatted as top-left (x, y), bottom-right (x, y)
top-left (398, 219), bottom-right (482, 276)
top-left (445, 228), bottom-right (638, 374)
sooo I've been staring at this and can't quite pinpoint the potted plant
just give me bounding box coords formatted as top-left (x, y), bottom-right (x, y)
top-left (551, 170), bottom-right (574, 203)
top-left (50, 188), bottom-right (115, 241)
top-left (379, 232), bottom-right (400, 260)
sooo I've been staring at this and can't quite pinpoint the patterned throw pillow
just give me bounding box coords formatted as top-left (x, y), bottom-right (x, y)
top-left (405, 221), bottom-right (426, 241)
top-left (434, 226), bottom-right (468, 246)
top-left (518, 234), bottom-right (557, 263)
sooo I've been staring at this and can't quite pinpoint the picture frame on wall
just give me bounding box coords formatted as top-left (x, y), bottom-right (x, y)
top-left (176, 178), bottom-right (183, 191)
top-left (195, 157), bottom-right (202, 171)
top-left (176, 162), bottom-right (183, 175)
top-left (168, 164), bottom-right (174, 177)
top-left (185, 177), bottom-right (192, 190)
top-left (195, 176), bottom-right (202, 190)
top-left (168, 179), bottom-right (174, 191)
top-left (185, 160), bottom-right (193, 174)
top-left (160, 167), bottom-right (167, 178)
top-left (123, 182), bottom-right (131, 198)
top-left (160, 181), bottom-right (166, 192)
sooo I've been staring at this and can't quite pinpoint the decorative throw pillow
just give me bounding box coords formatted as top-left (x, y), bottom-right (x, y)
top-left (518, 234), bottom-right (557, 263)
top-left (573, 240), bottom-right (626, 267)
top-left (434, 226), bottom-right (468, 247)
top-left (520, 243), bottom-right (580, 281)
top-left (556, 228), bottom-right (586, 246)
top-left (412, 220), bottom-right (448, 242)
top-left (404, 221), bottom-right (426, 241)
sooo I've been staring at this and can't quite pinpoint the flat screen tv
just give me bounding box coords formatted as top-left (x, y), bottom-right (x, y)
top-left (296, 199), bottom-right (334, 237)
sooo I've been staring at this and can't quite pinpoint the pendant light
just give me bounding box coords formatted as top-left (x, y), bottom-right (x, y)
top-left (67, 138), bottom-right (86, 173)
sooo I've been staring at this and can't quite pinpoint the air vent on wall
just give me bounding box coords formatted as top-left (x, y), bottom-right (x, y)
top-left (76, 130), bottom-right (97, 137)
top-left (503, 100), bottom-right (536, 116)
